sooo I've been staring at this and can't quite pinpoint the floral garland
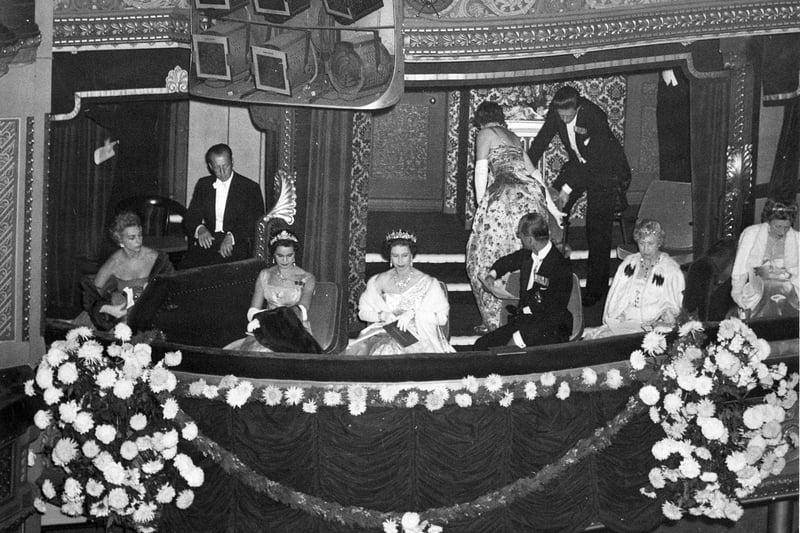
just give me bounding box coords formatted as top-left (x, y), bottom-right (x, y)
top-left (179, 396), bottom-right (645, 532)
top-left (25, 324), bottom-right (203, 532)
top-left (630, 318), bottom-right (799, 521)
top-left (177, 365), bottom-right (631, 415)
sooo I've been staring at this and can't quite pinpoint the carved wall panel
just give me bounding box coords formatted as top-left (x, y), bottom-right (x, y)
top-left (0, 119), bottom-right (19, 341)
top-left (371, 104), bottom-right (430, 183)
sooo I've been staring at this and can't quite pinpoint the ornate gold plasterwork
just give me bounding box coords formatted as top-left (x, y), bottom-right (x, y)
top-left (0, 119), bottom-right (19, 340)
top-left (53, 8), bottom-right (190, 48)
top-left (402, 2), bottom-right (800, 61)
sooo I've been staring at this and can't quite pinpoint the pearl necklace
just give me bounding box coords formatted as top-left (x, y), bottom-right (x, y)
top-left (276, 267), bottom-right (292, 281)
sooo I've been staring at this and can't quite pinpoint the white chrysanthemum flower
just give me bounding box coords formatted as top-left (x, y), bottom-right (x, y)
top-left (261, 385), bottom-right (283, 406)
top-left (629, 350), bottom-right (646, 370)
top-left (322, 390), bottom-right (342, 407)
top-left (57, 362), bottom-right (79, 385)
top-left (648, 467), bottom-right (666, 489)
top-left (742, 406), bottom-right (765, 429)
top-left (581, 368), bottom-right (598, 386)
top-left (33, 497), bottom-right (47, 513)
top-left (684, 346), bottom-right (703, 361)
top-left (176, 489), bottom-right (194, 509)
top-left (696, 398), bottom-right (715, 418)
top-left (108, 487), bottom-right (129, 510)
top-left (405, 391), bottom-right (419, 408)
top-left (218, 374), bottom-right (239, 390)
top-left (141, 460), bottom-right (164, 475)
top-left (24, 379), bottom-right (35, 397)
top-left (694, 375), bottom-right (713, 396)
top-left (694, 446), bottom-right (712, 461)
top-left (112, 322), bottom-right (132, 342)
top-left (129, 413), bottom-right (147, 431)
top-left (284, 386), bottom-right (304, 406)
top-left (63, 477), bottom-right (82, 499)
top-left (132, 343), bottom-right (152, 367)
top-left (149, 367), bottom-right (176, 393)
top-left (485, 373), bottom-right (503, 392)
top-left (35, 364), bottom-right (53, 390)
top-left (66, 326), bottom-right (93, 343)
top-left (95, 368), bottom-right (117, 389)
top-left (181, 422), bottom-right (198, 441)
top-left (524, 381), bottom-right (538, 400)
top-left (699, 471), bottom-right (718, 483)
top-left (101, 461), bottom-right (126, 485)
top-left (499, 389), bottom-right (514, 407)
top-left (678, 320), bottom-right (704, 338)
top-left (540, 372), bottom-right (556, 387)
top-left (679, 457), bottom-right (701, 478)
top-left (651, 439), bottom-right (675, 461)
top-left (86, 478), bottom-right (104, 498)
top-left (461, 375), bottom-right (479, 393)
top-left (379, 385), bottom-right (400, 403)
top-left (556, 382), bottom-right (571, 400)
top-left (82, 440), bottom-right (100, 459)
top-left (188, 379), bottom-right (206, 396)
top-left (164, 350), bottom-right (182, 367)
top-left (202, 384), bottom-right (219, 399)
top-left (119, 441), bottom-right (139, 461)
top-left (156, 483), bottom-right (176, 504)
top-left (348, 384), bottom-right (368, 403)
top-left (725, 451), bottom-right (747, 472)
top-left (349, 399), bottom-right (367, 416)
top-left (89, 500), bottom-right (109, 518)
top-left (302, 400), bottom-right (317, 413)
top-left (61, 501), bottom-right (83, 517)
top-left (46, 346), bottom-right (69, 368)
top-left (424, 391), bottom-right (446, 411)
top-left (663, 392), bottom-right (683, 414)
top-left (185, 466), bottom-right (204, 487)
top-left (604, 369), bottom-right (623, 389)
top-left (454, 393), bottom-right (472, 407)
top-left (135, 436), bottom-right (152, 452)
top-left (383, 519), bottom-right (399, 533)
top-left (723, 501), bottom-right (744, 521)
top-left (92, 451), bottom-right (114, 470)
top-left (649, 406), bottom-right (660, 423)
top-left (161, 397), bottom-right (179, 419)
top-left (662, 501), bottom-right (683, 520)
top-left (51, 437), bottom-right (79, 466)
top-left (642, 331), bottom-right (667, 354)
top-left (401, 512), bottom-right (420, 530)
top-left (43, 387), bottom-right (64, 406)
top-left (58, 397), bottom-right (79, 422)
top-left (639, 385), bottom-right (660, 406)
top-left (41, 478), bottom-right (56, 499)
top-left (133, 502), bottom-right (157, 524)
top-left (112, 378), bottom-right (134, 400)
top-left (95, 424), bottom-right (117, 445)
top-left (226, 381), bottom-right (254, 408)
top-left (34, 410), bottom-right (52, 430)
top-left (73, 411), bottom-right (94, 434)
top-left (77, 340), bottom-right (104, 364)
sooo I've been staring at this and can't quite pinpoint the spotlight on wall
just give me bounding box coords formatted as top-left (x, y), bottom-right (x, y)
top-left (321, 0), bottom-right (384, 25)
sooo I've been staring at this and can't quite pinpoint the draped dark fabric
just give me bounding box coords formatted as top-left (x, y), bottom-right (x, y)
top-left (689, 72), bottom-right (730, 256)
top-left (656, 68), bottom-right (691, 182)
top-left (767, 98), bottom-right (800, 204)
top-left (302, 109), bottom-right (353, 346)
top-left (46, 115), bottom-right (118, 317)
top-left (761, 34), bottom-right (800, 102)
top-left (160, 388), bottom-right (663, 532)
top-left (155, 100), bottom-right (190, 204)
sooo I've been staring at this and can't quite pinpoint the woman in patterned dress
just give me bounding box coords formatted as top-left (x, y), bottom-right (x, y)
top-left (466, 101), bottom-right (564, 333)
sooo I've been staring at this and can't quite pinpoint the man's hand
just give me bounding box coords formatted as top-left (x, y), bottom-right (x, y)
top-left (218, 233), bottom-right (234, 258)
top-left (197, 225), bottom-right (215, 249)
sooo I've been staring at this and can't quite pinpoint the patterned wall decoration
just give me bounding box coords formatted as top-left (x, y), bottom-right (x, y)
top-left (446, 76), bottom-right (626, 220)
top-left (23, 118), bottom-right (34, 341)
top-left (443, 91), bottom-right (460, 214)
top-left (403, 0), bottom-right (671, 19)
top-left (348, 112), bottom-right (372, 329)
top-left (371, 105), bottom-right (430, 183)
top-left (0, 119), bottom-right (19, 341)
top-left (637, 80), bottom-right (659, 177)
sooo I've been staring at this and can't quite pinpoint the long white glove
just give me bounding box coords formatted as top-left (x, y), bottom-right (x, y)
top-left (474, 159), bottom-right (488, 205)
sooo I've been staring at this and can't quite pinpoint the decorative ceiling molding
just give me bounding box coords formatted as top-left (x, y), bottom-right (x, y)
top-left (53, 8), bottom-right (191, 49)
top-left (402, 1), bottom-right (800, 62)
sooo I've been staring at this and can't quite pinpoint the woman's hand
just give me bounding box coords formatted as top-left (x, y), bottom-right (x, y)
top-left (396, 310), bottom-right (415, 331)
top-left (99, 303), bottom-right (127, 319)
top-left (378, 311), bottom-right (395, 323)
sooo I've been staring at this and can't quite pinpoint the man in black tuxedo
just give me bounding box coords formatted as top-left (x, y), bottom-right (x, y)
top-left (474, 212), bottom-right (573, 350)
top-left (180, 144), bottom-right (265, 269)
top-left (527, 86), bottom-right (631, 306)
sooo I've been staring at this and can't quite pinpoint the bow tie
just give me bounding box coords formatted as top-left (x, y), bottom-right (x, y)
top-left (212, 179), bottom-right (226, 190)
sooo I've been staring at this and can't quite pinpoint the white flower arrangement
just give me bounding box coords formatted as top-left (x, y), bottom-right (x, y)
top-left (634, 318), bottom-right (798, 521)
top-left (26, 327), bottom-right (199, 531)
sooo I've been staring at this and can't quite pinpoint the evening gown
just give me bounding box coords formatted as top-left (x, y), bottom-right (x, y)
top-left (466, 145), bottom-right (549, 330)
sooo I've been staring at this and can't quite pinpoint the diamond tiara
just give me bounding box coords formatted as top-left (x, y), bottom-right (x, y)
top-left (269, 230), bottom-right (299, 245)
top-left (385, 229), bottom-right (416, 243)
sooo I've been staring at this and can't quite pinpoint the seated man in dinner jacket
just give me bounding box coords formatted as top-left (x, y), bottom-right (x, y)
top-left (180, 143), bottom-right (265, 269)
top-left (474, 212), bottom-right (573, 350)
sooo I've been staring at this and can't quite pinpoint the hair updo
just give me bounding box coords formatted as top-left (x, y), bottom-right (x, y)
top-left (761, 198), bottom-right (797, 224)
top-left (110, 211), bottom-right (142, 245)
top-left (268, 229), bottom-right (301, 256)
top-left (473, 101), bottom-right (506, 129)
top-left (633, 219), bottom-right (666, 247)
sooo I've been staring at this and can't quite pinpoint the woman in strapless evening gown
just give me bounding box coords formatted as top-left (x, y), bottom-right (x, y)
top-left (225, 229), bottom-right (322, 353)
top-left (466, 101), bottom-right (565, 332)
top-left (79, 211), bottom-right (174, 330)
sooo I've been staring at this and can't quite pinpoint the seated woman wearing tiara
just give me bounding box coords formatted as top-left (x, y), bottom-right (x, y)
top-left (224, 229), bottom-right (322, 353)
top-left (346, 230), bottom-right (455, 355)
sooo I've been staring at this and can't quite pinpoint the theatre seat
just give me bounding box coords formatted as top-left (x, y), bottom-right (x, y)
top-left (115, 195), bottom-right (186, 237)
